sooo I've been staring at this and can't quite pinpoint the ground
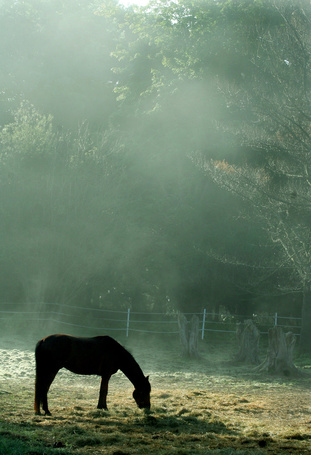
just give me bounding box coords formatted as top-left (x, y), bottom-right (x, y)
top-left (0, 333), bottom-right (311, 454)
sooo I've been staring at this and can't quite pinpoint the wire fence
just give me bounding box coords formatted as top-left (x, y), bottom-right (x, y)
top-left (0, 302), bottom-right (303, 338)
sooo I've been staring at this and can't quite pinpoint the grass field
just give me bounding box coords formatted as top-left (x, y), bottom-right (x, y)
top-left (0, 333), bottom-right (311, 454)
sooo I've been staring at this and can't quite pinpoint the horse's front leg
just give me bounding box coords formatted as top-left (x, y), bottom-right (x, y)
top-left (97, 375), bottom-right (111, 410)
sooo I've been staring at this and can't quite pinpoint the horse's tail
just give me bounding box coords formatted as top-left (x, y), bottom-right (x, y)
top-left (34, 339), bottom-right (45, 414)
top-left (35, 339), bottom-right (45, 374)
top-left (35, 339), bottom-right (44, 357)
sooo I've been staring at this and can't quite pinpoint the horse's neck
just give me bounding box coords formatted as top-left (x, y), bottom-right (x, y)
top-left (119, 351), bottom-right (145, 388)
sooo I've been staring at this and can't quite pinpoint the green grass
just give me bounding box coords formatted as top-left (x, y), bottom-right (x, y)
top-left (0, 427), bottom-right (73, 455)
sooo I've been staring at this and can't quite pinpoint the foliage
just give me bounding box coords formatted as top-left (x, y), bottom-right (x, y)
top-left (0, 101), bottom-right (54, 166)
top-left (0, 0), bottom-right (118, 129)
top-left (1, 0), bottom-right (311, 332)
top-left (194, 1), bottom-right (311, 348)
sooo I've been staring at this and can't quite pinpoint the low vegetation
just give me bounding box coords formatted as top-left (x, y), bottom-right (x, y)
top-left (1, 335), bottom-right (311, 454)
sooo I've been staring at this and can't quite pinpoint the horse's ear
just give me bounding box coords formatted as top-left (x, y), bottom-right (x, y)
top-left (146, 375), bottom-right (150, 381)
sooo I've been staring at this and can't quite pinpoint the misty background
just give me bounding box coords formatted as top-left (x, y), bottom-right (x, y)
top-left (1, 0), bottom-right (311, 350)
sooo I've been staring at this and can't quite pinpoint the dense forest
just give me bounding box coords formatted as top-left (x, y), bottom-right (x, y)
top-left (1, 0), bottom-right (311, 349)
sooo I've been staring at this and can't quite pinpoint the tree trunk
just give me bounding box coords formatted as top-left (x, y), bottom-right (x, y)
top-left (178, 313), bottom-right (199, 358)
top-left (235, 320), bottom-right (260, 364)
top-left (300, 282), bottom-right (311, 353)
top-left (255, 326), bottom-right (300, 376)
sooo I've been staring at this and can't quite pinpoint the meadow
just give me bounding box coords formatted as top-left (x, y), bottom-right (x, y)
top-left (0, 333), bottom-right (311, 454)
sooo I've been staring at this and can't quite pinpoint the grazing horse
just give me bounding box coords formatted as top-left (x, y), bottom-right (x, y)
top-left (34, 334), bottom-right (151, 415)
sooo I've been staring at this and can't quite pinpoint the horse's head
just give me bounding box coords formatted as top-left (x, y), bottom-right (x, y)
top-left (133, 375), bottom-right (151, 410)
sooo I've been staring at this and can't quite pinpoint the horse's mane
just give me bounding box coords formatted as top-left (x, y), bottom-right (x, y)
top-left (116, 340), bottom-right (142, 371)
top-left (107, 337), bottom-right (147, 387)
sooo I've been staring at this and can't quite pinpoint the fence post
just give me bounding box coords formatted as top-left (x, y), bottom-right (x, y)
top-left (126, 308), bottom-right (130, 337)
top-left (274, 312), bottom-right (278, 327)
top-left (201, 308), bottom-right (206, 340)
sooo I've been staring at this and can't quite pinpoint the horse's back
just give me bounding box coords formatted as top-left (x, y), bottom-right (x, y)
top-left (36, 334), bottom-right (73, 357)
top-left (36, 334), bottom-right (115, 352)
top-left (35, 334), bottom-right (121, 375)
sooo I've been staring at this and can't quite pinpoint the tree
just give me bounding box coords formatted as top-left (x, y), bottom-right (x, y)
top-left (195, 1), bottom-right (311, 351)
top-left (2, 0), bottom-right (305, 326)
top-left (0, 103), bottom-right (135, 306)
top-left (95, 0), bottom-right (288, 317)
top-left (0, 0), bottom-right (118, 129)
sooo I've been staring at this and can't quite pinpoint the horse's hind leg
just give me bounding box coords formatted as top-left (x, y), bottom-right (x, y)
top-left (34, 365), bottom-right (46, 415)
top-left (42, 369), bottom-right (59, 415)
top-left (35, 368), bottom-right (58, 416)
top-left (34, 377), bottom-right (42, 415)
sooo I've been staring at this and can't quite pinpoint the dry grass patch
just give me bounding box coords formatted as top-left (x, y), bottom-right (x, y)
top-left (1, 335), bottom-right (311, 454)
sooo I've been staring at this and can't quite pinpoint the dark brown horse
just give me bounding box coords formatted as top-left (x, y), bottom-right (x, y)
top-left (34, 334), bottom-right (151, 415)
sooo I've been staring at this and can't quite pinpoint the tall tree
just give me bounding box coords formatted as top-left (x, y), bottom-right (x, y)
top-left (196, 0), bottom-right (311, 351)
top-left (97, 0), bottom-right (283, 314)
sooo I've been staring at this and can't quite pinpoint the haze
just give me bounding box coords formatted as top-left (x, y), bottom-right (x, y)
top-left (0, 0), bottom-right (310, 353)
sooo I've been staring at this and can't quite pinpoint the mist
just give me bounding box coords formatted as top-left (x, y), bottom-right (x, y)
top-left (1, 3), bottom-right (311, 454)
top-left (1, 0), bottom-right (310, 352)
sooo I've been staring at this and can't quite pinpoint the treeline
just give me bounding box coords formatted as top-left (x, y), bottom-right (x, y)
top-left (1, 0), bottom-right (311, 348)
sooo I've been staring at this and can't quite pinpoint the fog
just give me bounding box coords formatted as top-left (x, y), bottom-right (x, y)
top-left (0, 0), bottom-right (309, 349)
top-left (120, 0), bottom-right (149, 6)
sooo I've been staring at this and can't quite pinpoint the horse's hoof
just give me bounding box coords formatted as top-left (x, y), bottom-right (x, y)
top-left (34, 411), bottom-right (41, 416)
top-left (44, 411), bottom-right (51, 416)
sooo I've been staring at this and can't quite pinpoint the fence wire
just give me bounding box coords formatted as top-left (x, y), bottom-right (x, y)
top-left (0, 302), bottom-right (302, 337)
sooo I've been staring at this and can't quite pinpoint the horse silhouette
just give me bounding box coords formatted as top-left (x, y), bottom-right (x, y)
top-left (34, 334), bottom-right (151, 415)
